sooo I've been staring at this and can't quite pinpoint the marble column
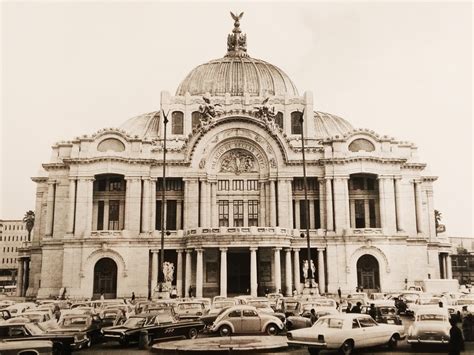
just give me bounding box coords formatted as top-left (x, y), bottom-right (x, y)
top-left (273, 248), bottom-right (282, 293)
top-left (285, 249), bottom-right (293, 296)
top-left (74, 178), bottom-right (91, 237)
top-left (378, 177), bottom-right (386, 229)
top-left (414, 180), bottom-right (424, 235)
top-left (446, 254), bottom-right (453, 279)
top-left (200, 180), bottom-right (209, 228)
top-left (185, 249), bottom-right (192, 297)
top-left (325, 178), bottom-right (334, 231)
top-left (141, 178), bottom-right (151, 233)
top-left (196, 248), bottom-right (204, 298)
top-left (259, 182), bottom-right (266, 226)
top-left (184, 178), bottom-right (199, 229)
top-left (278, 179), bottom-right (290, 228)
top-left (383, 176), bottom-right (397, 234)
top-left (125, 178), bottom-right (141, 233)
top-left (150, 179), bottom-right (156, 231)
top-left (269, 180), bottom-right (277, 227)
top-left (151, 250), bottom-right (158, 292)
top-left (287, 179), bottom-right (293, 229)
top-left (294, 200), bottom-right (300, 229)
top-left (67, 178), bottom-right (76, 234)
top-left (250, 247), bottom-right (258, 297)
top-left (333, 177), bottom-right (349, 234)
top-left (84, 178), bottom-right (94, 237)
top-left (318, 179), bottom-right (326, 230)
top-left (45, 181), bottom-right (56, 237)
top-left (293, 248), bottom-right (301, 293)
top-left (220, 248), bottom-right (227, 297)
top-left (426, 189), bottom-right (436, 239)
top-left (318, 249), bottom-right (326, 294)
top-left (394, 177), bottom-right (404, 231)
top-left (210, 181), bottom-right (218, 227)
top-left (176, 250), bottom-right (184, 297)
top-left (16, 259), bottom-right (24, 297)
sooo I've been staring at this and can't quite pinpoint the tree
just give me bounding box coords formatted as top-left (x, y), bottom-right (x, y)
top-left (434, 209), bottom-right (446, 235)
top-left (23, 210), bottom-right (35, 242)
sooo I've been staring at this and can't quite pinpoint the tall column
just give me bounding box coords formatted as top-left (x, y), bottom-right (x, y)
top-left (150, 179), bottom-right (156, 231)
top-left (220, 248), bottom-right (228, 297)
top-left (309, 200), bottom-right (315, 229)
top-left (325, 178), bottom-right (334, 231)
top-left (446, 254), bottom-right (453, 279)
top-left (287, 179), bottom-right (293, 229)
top-left (16, 259), bottom-right (24, 297)
top-left (45, 181), bottom-right (56, 237)
top-left (125, 178), bottom-right (141, 233)
top-left (210, 181), bottom-right (218, 227)
top-left (293, 248), bottom-right (301, 293)
top-left (151, 250), bottom-right (158, 292)
top-left (184, 178), bottom-right (199, 229)
top-left (185, 249), bottom-right (192, 297)
top-left (414, 180), bottom-right (424, 235)
top-left (200, 180), bottom-right (208, 228)
top-left (318, 249), bottom-right (326, 294)
top-left (67, 178), bottom-right (76, 234)
top-left (380, 176), bottom-right (396, 234)
top-left (278, 179), bottom-right (290, 228)
top-left (378, 177), bottom-right (387, 230)
top-left (426, 189), bottom-right (436, 240)
top-left (84, 178), bottom-right (94, 236)
top-left (318, 179), bottom-right (326, 229)
top-left (196, 248), bottom-right (204, 298)
top-left (141, 178), bottom-right (151, 233)
top-left (250, 247), bottom-right (258, 297)
top-left (176, 250), bottom-right (184, 297)
top-left (285, 249), bottom-right (293, 296)
top-left (294, 200), bottom-right (300, 229)
top-left (394, 177), bottom-right (404, 231)
top-left (269, 180), bottom-right (277, 227)
top-left (74, 178), bottom-right (92, 237)
top-left (176, 200), bottom-right (183, 230)
top-left (273, 248), bottom-right (282, 293)
top-left (259, 182), bottom-right (266, 226)
top-left (333, 177), bottom-right (349, 234)
top-left (443, 255), bottom-right (448, 279)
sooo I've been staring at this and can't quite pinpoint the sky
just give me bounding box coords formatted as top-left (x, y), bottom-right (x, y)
top-left (1, 1), bottom-right (472, 236)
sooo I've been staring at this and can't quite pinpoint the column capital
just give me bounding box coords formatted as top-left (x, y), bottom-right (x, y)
top-left (249, 247), bottom-right (258, 252)
top-left (141, 176), bottom-right (153, 181)
top-left (150, 249), bottom-right (160, 254)
top-left (284, 248), bottom-right (292, 253)
top-left (68, 177), bottom-right (77, 181)
top-left (125, 176), bottom-right (141, 182)
top-left (273, 247), bottom-right (282, 251)
top-left (185, 248), bottom-right (193, 253)
top-left (183, 177), bottom-right (199, 182)
top-left (333, 175), bottom-right (350, 181)
top-left (195, 248), bottom-right (204, 253)
top-left (47, 180), bottom-right (58, 185)
top-left (393, 175), bottom-right (403, 181)
top-left (317, 248), bottom-right (326, 252)
top-left (412, 178), bottom-right (423, 184)
top-left (219, 247), bottom-right (228, 252)
top-left (292, 248), bottom-right (301, 252)
top-left (176, 249), bottom-right (185, 253)
top-left (324, 176), bottom-right (333, 181)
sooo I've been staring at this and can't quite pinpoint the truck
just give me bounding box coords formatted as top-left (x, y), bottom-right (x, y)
top-left (421, 279), bottom-right (459, 293)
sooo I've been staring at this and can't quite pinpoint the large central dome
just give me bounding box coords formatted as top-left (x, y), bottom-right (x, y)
top-left (176, 13), bottom-right (298, 97)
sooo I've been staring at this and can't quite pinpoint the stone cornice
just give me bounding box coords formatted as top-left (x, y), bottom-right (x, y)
top-left (61, 157), bottom-right (189, 167)
top-left (400, 163), bottom-right (427, 170)
top-left (319, 157), bottom-right (406, 165)
top-left (422, 176), bottom-right (438, 182)
top-left (31, 177), bottom-right (48, 183)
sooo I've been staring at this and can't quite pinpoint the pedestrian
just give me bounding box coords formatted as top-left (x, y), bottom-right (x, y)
top-left (292, 288), bottom-right (298, 297)
top-left (131, 292), bottom-right (135, 302)
top-left (170, 287), bottom-right (177, 299)
top-left (100, 293), bottom-right (105, 301)
top-left (346, 302), bottom-right (352, 313)
top-left (309, 309), bottom-right (317, 324)
top-left (461, 305), bottom-right (469, 320)
top-left (448, 318), bottom-right (464, 355)
top-left (351, 302), bottom-right (362, 313)
top-left (337, 287), bottom-right (342, 300)
top-left (188, 285), bottom-right (194, 298)
top-left (369, 303), bottom-right (377, 320)
top-left (53, 305), bottom-right (61, 322)
top-left (439, 301), bottom-right (444, 308)
top-left (61, 287), bottom-right (67, 300)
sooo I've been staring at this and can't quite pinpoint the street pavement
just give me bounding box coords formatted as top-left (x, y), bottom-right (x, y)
top-left (82, 316), bottom-right (474, 354)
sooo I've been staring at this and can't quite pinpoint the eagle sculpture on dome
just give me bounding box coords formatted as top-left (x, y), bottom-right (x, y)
top-left (227, 12), bottom-right (247, 55)
top-left (230, 11), bottom-right (244, 23)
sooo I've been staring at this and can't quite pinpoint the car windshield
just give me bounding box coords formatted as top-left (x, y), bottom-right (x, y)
top-left (379, 307), bottom-right (397, 315)
top-left (123, 317), bottom-right (146, 328)
top-left (24, 314), bottom-right (43, 322)
top-left (302, 304), bottom-right (319, 312)
top-left (177, 304), bottom-right (202, 310)
top-left (418, 314), bottom-right (447, 322)
top-left (214, 302), bottom-right (234, 309)
top-left (314, 300), bottom-right (336, 307)
top-left (25, 323), bottom-right (45, 335)
top-left (419, 298), bottom-right (440, 305)
top-left (247, 301), bottom-right (270, 308)
top-left (62, 317), bottom-right (88, 327)
top-left (315, 318), bottom-right (344, 329)
top-left (286, 302), bottom-right (299, 311)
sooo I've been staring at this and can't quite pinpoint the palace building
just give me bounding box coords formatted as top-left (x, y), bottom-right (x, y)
top-left (24, 15), bottom-right (452, 299)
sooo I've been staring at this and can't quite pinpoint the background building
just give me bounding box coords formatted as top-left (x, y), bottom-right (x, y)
top-left (0, 220), bottom-right (29, 294)
top-left (25, 16), bottom-right (451, 300)
top-left (449, 236), bottom-right (474, 286)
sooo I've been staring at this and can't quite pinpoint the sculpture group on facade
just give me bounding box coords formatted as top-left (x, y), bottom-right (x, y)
top-left (198, 96), bottom-right (222, 130)
top-left (303, 259), bottom-right (317, 288)
top-left (220, 150), bottom-right (255, 175)
top-left (254, 97), bottom-right (278, 132)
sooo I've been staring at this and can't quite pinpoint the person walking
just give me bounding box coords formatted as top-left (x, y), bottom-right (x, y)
top-left (345, 302), bottom-right (352, 313)
top-left (369, 303), bottom-right (377, 320)
top-left (351, 302), bottom-right (362, 313)
top-left (337, 287), bottom-right (342, 300)
top-left (131, 292), bottom-right (136, 302)
top-left (309, 309), bottom-right (317, 324)
top-left (448, 318), bottom-right (465, 355)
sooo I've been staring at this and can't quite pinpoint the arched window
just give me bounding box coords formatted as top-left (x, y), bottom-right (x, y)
top-left (172, 111), bottom-right (184, 135)
top-left (275, 112), bottom-right (283, 130)
top-left (192, 111), bottom-right (201, 131)
top-left (349, 139), bottom-right (375, 152)
top-left (291, 111), bottom-right (303, 135)
top-left (98, 138), bottom-right (125, 152)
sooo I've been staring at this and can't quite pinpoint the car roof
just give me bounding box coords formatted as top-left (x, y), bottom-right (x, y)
top-left (415, 307), bottom-right (449, 315)
top-left (319, 313), bottom-right (371, 320)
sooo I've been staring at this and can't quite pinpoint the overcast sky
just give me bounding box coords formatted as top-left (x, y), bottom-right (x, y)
top-left (1, 1), bottom-right (472, 236)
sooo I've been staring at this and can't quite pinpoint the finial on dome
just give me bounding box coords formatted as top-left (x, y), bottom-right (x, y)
top-left (226, 11), bottom-right (248, 57)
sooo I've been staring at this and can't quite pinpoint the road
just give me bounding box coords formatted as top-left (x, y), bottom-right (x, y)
top-left (82, 316), bottom-right (474, 354)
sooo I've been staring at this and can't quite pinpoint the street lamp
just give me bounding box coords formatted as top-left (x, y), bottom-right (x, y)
top-left (299, 110), bottom-right (314, 290)
top-left (157, 110), bottom-right (169, 293)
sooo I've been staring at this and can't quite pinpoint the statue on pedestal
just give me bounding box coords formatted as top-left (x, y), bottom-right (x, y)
top-left (303, 259), bottom-right (317, 288)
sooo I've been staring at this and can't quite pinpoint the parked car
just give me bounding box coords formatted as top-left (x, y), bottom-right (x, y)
top-left (47, 313), bottom-right (103, 347)
top-left (210, 305), bottom-right (284, 336)
top-left (407, 307), bottom-right (450, 349)
top-left (174, 301), bottom-right (207, 320)
top-left (102, 311), bottom-right (205, 346)
top-left (287, 313), bottom-right (405, 355)
top-left (286, 308), bottom-right (339, 331)
top-left (361, 305), bottom-right (402, 325)
top-left (406, 296), bottom-right (444, 316)
top-left (0, 339), bottom-right (53, 355)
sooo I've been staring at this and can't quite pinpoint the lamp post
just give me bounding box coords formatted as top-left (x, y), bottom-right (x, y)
top-left (158, 110), bottom-right (169, 292)
top-left (299, 110), bottom-right (313, 289)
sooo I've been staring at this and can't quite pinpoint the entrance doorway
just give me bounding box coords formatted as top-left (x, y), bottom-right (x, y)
top-left (227, 251), bottom-right (250, 295)
top-left (93, 257), bottom-right (117, 299)
top-left (356, 254), bottom-right (380, 292)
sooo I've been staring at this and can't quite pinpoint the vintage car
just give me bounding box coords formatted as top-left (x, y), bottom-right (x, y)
top-left (275, 297), bottom-right (300, 316)
top-left (174, 301), bottom-right (207, 320)
top-left (99, 308), bottom-right (124, 327)
top-left (210, 305), bottom-right (284, 336)
top-left (407, 307), bottom-right (450, 349)
top-left (0, 322), bottom-right (89, 353)
top-left (102, 311), bottom-right (205, 346)
top-left (287, 313), bottom-right (405, 355)
top-left (361, 305), bottom-right (402, 325)
top-left (406, 296), bottom-right (444, 316)
top-left (47, 313), bottom-right (103, 346)
top-left (0, 339), bottom-right (53, 355)
top-left (16, 310), bottom-right (57, 330)
top-left (286, 308), bottom-right (339, 330)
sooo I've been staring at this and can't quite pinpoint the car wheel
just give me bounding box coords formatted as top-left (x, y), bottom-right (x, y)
top-left (219, 325), bottom-right (232, 337)
top-left (339, 340), bottom-right (354, 355)
top-left (266, 323), bottom-right (279, 336)
top-left (187, 327), bottom-right (199, 339)
top-left (85, 336), bottom-right (92, 348)
top-left (308, 347), bottom-right (320, 355)
top-left (388, 334), bottom-right (399, 349)
top-left (118, 336), bottom-right (129, 346)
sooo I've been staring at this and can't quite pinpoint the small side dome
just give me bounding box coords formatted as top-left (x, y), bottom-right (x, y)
top-left (313, 111), bottom-right (354, 139)
top-left (120, 111), bottom-right (160, 139)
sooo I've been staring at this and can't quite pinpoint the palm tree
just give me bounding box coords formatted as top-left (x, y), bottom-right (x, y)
top-left (434, 209), bottom-right (442, 229)
top-left (23, 210), bottom-right (35, 242)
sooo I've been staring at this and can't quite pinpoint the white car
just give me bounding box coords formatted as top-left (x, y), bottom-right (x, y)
top-left (287, 313), bottom-right (405, 355)
top-left (407, 307), bottom-right (450, 348)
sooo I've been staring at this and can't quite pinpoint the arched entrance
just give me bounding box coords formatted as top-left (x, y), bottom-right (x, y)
top-left (357, 255), bottom-right (380, 292)
top-left (93, 258), bottom-right (117, 299)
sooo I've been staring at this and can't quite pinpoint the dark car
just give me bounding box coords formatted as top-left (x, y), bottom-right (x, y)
top-left (102, 311), bottom-right (205, 346)
top-left (0, 322), bottom-right (88, 354)
top-left (362, 305), bottom-right (402, 325)
top-left (47, 313), bottom-right (102, 347)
